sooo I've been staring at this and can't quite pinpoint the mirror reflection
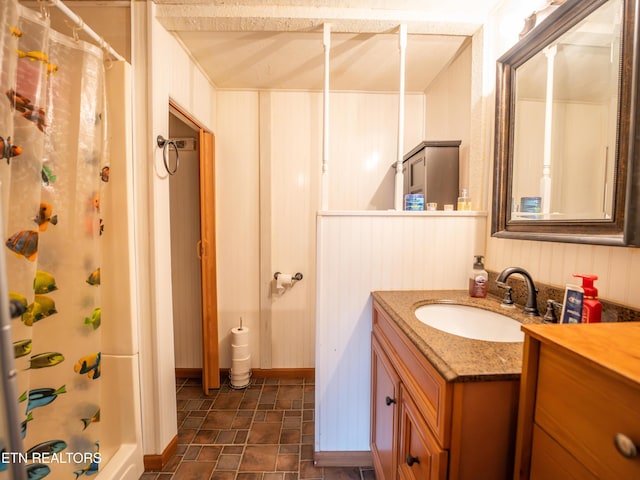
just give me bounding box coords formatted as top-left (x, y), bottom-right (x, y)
top-left (510, 0), bottom-right (622, 221)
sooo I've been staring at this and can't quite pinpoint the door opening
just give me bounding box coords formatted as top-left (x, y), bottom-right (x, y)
top-left (168, 102), bottom-right (219, 392)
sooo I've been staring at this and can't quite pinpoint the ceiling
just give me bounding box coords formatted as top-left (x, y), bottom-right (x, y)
top-left (174, 31), bottom-right (469, 92)
top-left (30, 0), bottom-right (513, 92)
top-left (156, 0), bottom-right (505, 92)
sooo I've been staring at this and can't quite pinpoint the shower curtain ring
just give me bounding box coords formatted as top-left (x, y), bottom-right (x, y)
top-left (157, 135), bottom-right (179, 175)
top-left (72, 21), bottom-right (84, 42)
top-left (38, 0), bottom-right (51, 19)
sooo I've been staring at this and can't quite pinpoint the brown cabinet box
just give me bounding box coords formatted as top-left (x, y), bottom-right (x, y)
top-left (402, 141), bottom-right (460, 209)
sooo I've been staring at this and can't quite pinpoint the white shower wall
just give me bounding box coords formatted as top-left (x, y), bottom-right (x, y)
top-left (97, 61), bottom-right (143, 480)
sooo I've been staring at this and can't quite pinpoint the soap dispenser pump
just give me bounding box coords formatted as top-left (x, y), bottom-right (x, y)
top-left (573, 274), bottom-right (602, 323)
top-left (469, 255), bottom-right (488, 298)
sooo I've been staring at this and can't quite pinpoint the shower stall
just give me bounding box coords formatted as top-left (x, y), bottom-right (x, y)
top-left (0, 2), bottom-right (143, 478)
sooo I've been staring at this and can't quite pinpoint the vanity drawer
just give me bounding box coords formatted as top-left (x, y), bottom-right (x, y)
top-left (530, 424), bottom-right (596, 480)
top-left (373, 303), bottom-right (450, 446)
top-left (398, 384), bottom-right (447, 480)
top-left (535, 345), bottom-right (640, 479)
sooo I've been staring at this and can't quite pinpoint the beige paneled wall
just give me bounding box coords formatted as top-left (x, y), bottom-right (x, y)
top-left (487, 239), bottom-right (640, 308)
top-left (269, 92), bottom-right (321, 368)
top-left (425, 42), bottom-right (473, 205)
top-left (215, 91), bottom-right (261, 369)
top-left (216, 89), bottom-right (426, 369)
top-left (329, 92), bottom-right (425, 210)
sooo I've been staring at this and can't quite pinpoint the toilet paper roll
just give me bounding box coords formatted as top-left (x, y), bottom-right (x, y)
top-left (232, 354), bottom-right (251, 365)
top-left (231, 356), bottom-right (251, 373)
top-left (231, 374), bottom-right (250, 384)
top-left (230, 372), bottom-right (250, 388)
top-left (231, 326), bottom-right (249, 347)
top-left (230, 367), bottom-right (250, 377)
top-left (230, 353), bottom-right (251, 388)
top-left (231, 335), bottom-right (249, 347)
top-left (276, 273), bottom-right (293, 292)
top-left (231, 344), bottom-right (250, 360)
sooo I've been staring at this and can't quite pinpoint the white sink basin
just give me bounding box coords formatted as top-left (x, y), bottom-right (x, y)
top-left (414, 303), bottom-right (524, 343)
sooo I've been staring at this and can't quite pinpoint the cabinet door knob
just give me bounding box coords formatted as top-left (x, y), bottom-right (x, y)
top-left (614, 433), bottom-right (638, 459)
top-left (406, 454), bottom-right (420, 466)
top-left (385, 396), bottom-right (396, 406)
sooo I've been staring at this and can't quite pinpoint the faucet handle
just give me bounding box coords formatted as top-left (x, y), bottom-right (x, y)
top-left (496, 282), bottom-right (514, 306)
top-left (543, 299), bottom-right (562, 324)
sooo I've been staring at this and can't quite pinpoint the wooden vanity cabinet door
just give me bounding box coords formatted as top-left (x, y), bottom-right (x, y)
top-left (371, 334), bottom-right (400, 480)
top-left (372, 301), bottom-right (450, 444)
top-left (398, 384), bottom-right (448, 480)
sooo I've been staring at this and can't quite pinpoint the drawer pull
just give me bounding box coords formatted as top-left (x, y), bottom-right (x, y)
top-left (406, 454), bottom-right (420, 466)
top-left (614, 433), bottom-right (638, 459)
top-left (385, 396), bottom-right (396, 406)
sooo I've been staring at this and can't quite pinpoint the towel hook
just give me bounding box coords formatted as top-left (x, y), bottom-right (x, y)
top-left (157, 135), bottom-right (179, 175)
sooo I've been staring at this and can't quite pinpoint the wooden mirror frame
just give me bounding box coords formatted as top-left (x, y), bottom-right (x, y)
top-left (492, 0), bottom-right (640, 246)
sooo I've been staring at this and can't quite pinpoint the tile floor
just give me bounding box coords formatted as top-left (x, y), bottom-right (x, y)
top-left (139, 376), bottom-right (375, 480)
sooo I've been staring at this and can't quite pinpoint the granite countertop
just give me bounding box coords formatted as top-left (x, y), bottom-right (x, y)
top-left (371, 290), bottom-right (544, 382)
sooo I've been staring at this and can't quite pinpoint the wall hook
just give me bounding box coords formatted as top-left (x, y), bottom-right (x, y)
top-left (157, 135), bottom-right (179, 175)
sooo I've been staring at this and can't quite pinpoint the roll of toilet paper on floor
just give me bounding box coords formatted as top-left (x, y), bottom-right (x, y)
top-left (230, 325), bottom-right (251, 388)
top-left (230, 371), bottom-right (251, 388)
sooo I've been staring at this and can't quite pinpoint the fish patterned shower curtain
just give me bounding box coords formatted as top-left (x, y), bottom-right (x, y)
top-left (0, 1), bottom-right (106, 478)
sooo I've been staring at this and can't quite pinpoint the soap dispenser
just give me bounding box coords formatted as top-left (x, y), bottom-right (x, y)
top-left (469, 255), bottom-right (488, 298)
top-left (573, 274), bottom-right (602, 323)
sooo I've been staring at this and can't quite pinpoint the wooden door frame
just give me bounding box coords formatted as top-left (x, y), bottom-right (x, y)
top-left (169, 101), bottom-right (219, 392)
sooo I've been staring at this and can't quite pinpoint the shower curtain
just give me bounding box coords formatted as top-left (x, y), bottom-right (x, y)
top-left (0, 1), bottom-right (106, 478)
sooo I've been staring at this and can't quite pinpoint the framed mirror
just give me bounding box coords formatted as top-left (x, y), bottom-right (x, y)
top-left (492, 0), bottom-right (640, 246)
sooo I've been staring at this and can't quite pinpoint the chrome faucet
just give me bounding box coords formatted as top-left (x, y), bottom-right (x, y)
top-left (496, 267), bottom-right (540, 316)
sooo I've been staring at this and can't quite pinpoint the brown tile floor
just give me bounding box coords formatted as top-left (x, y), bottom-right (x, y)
top-left (139, 376), bottom-right (375, 480)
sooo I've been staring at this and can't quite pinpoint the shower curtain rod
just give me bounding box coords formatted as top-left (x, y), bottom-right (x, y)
top-left (35, 0), bottom-right (125, 61)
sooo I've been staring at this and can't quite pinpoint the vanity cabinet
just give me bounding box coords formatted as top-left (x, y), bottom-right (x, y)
top-left (371, 334), bottom-right (400, 480)
top-left (371, 299), bottom-right (520, 480)
top-left (514, 323), bottom-right (640, 480)
top-left (398, 383), bottom-right (447, 480)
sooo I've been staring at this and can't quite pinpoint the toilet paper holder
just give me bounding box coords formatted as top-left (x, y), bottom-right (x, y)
top-left (274, 272), bottom-right (303, 282)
